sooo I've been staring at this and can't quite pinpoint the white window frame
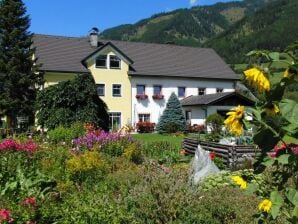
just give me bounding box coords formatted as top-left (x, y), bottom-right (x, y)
top-left (112, 84), bottom-right (122, 97)
top-left (96, 83), bottom-right (105, 96)
top-left (138, 113), bottom-right (151, 122)
top-left (109, 112), bottom-right (121, 131)
top-left (178, 86), bottom-right (186, 98)
top-left (109, 55), bottom-right (121, 69)
top-left (198, 87), bottom-right (206, 96)
top-left (95, 55), bottom-right (107, 68)
top-left (136, 84), bottom-right (146, 95)
top-left (216, 88), bottom-right (224, 93)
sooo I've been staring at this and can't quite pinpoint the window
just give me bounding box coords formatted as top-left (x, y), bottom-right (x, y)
top-left (110, 55), bottom-right (121, 69)
top-left (153, 85), bottom-right (162, 95)
top-left (185, 111), bottom-right (192, 124)
top-left (109, 112), bottom-right (121, 131)
top-left (198, 88), bottom-right (206, 96)
top-left (136, 85), bottom-right (145, 95)
top-left (138, 113), bottom-right (150, 122)
top-left (96, 84), bottom-right (105, 96)
top-left (178, 87), bottom-right (185, 97)
top-left (216, 88), bottom-right (224, 93)
top-left (112, 84), bottom-right (121, 97)
top-left (95, 55), bottom-right (107, 68)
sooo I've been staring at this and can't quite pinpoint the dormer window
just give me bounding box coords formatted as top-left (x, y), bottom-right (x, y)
top-left (95, 55), bottom-right (107, 68)
top-left (110, 55), bottom-right (121, 69)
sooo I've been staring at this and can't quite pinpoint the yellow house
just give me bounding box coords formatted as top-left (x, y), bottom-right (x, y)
top-left (33, 33), bottom-right (134, 130)
top-left (81, 43), bottom-right (133, 129)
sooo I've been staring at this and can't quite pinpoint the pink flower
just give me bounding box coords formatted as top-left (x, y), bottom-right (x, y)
top-left (292, 146), bottom-right (298, 154)
top-left (0, 138), bottom-right (39, 154)
top-left (0, 208), bottom-right (13, 223)
top-left (26, 221), bottom-right (37, 224)
top-left (22, 197), bottom-right (37, 206)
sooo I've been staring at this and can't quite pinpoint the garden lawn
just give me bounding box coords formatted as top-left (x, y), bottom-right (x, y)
top-left (133, 133), bottom-right (184, 148)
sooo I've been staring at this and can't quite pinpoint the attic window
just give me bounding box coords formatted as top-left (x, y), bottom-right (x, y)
top-left (95, 55), bottom-right (107, 68)
top-left (110, 55), bottom-right (121, 69)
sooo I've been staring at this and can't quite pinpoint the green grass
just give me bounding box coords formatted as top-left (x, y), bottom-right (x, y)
top-left (132, 133), bottom-right (184, 148)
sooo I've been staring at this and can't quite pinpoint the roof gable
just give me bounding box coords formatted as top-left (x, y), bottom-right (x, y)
top-left (81, 42), bottom-right (134, 67)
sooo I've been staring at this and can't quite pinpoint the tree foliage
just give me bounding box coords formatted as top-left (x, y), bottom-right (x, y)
top-left (157, 93), bottom-right (186, 133)
top-left (36, 73), bottom-right (109, 130)
top-left (206, 113), bottom-right (224, 134)
top-left (0, 0), bottom-right (43, 127)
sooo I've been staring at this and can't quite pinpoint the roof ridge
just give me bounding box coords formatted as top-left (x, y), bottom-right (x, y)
top-left (34, 33), bottom-right (88, 40)
top-left (34, 33), bottom-right (213, 50)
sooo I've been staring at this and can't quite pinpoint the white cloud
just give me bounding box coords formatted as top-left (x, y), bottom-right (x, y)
top-left (189, 0), bottom-right (198, 6)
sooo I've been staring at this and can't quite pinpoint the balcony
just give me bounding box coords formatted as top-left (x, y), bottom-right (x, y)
top-left (152, 94), bottom-right (164, 100)
top-left (136, 94), bottom-right (148, 100)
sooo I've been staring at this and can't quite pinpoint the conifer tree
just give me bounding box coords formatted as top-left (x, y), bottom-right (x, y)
top-left (0, 0), bottom-right (43, 128)
top-left (157, 92), bottom-right (187, 133)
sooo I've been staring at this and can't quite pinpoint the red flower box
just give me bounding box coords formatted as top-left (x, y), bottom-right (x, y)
top-left (136, 94), bottom-right (148, 100)
top-left (152, 94), bottom-right (164, 100)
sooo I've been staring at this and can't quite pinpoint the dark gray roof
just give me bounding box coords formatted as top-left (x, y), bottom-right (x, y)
top-left (33, 34), bottom-right (239, 80)
top-left (180, 92), bottom-right (255, 106)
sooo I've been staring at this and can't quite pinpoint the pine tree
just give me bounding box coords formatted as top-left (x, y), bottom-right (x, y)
top-left (0, 0), bottom-right (43, 128)
top-left (157, 92), bottom-right (187, 133)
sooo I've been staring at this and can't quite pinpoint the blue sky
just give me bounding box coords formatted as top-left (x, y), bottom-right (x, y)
top-left (24, 0), bottom-right (235, 37)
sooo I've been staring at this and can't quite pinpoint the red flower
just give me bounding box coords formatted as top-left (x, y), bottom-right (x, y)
top-left (0, 208), bottom-right (13, 223)
top-left (22, 197), bottom-right (37, 206)
top-left (209, 152), bottom-right (216, 160)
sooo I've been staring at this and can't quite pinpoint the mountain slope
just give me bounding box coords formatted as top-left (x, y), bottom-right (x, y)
top-left (101, 0), bottom-right (270, 46)
top-left (205, 0), bottom-right (298, 63)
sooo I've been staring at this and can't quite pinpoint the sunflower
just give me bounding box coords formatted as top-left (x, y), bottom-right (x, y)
top-left (265, 104), bottom-right (280, 116)
top-left (258, 199), bottom-right (272, 213)
top-left (224, 105), bottom-right (245, 136)
top-left (244, 67), bottom-right (270, 93)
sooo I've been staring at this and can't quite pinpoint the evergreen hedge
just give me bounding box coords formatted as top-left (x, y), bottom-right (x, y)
top-left (36, 73), bottom-right (109, 130)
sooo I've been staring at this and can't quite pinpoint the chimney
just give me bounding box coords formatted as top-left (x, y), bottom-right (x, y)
top-left (89, 27), bottom-right (99, 47)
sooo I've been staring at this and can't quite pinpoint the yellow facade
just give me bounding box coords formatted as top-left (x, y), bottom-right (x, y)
top-left (44, 72), bottom-right (77, 88)
top-left (40, 47), bottom-right (132, 130)
top-left (85, 47), bottom-right (132, 129)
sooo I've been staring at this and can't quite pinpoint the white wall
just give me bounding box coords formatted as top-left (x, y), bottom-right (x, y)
top-left (131, 76), bottom-right (235, 125)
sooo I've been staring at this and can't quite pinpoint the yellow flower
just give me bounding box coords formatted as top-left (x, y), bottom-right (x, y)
top-left (284, 68), bottom-right (289, 78)
top-left (244, 67), bottom-right (270, 92)
top-left (284, 68), bottom-right (298, 81)
top-left (265, 104), bottom-right (280, 116)
top-left (258, 199), bottom-right (272, 213)
top-left (224, 105), bottom-right (245, 136)
top-left (231, 176), bottom-right (247, 190)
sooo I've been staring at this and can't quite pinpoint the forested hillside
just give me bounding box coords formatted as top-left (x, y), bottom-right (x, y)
top-left (101, 0), bottom-right (270, 47)
top-left (205, 0), bottom-right (298, 63)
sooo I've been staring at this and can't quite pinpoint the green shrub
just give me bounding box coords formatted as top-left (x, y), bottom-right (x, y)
top-left (48, 126), bottom-right (73, 144)
top-left (66, 150), bottom-right (108, 184)
top-left (141, 141), bottom-right (181, 164)
top-left (199, 169), bottom-right (264, 192)
top-left (47, 122), bottom-right (85, 144)
top-left (206, 113), bottom-right (224, 134)
top-left (123, 143), bottom-right (144, 164)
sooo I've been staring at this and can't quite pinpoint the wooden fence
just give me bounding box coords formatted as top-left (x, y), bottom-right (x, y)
top-left (183, 137), bottom-right (259, 167)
